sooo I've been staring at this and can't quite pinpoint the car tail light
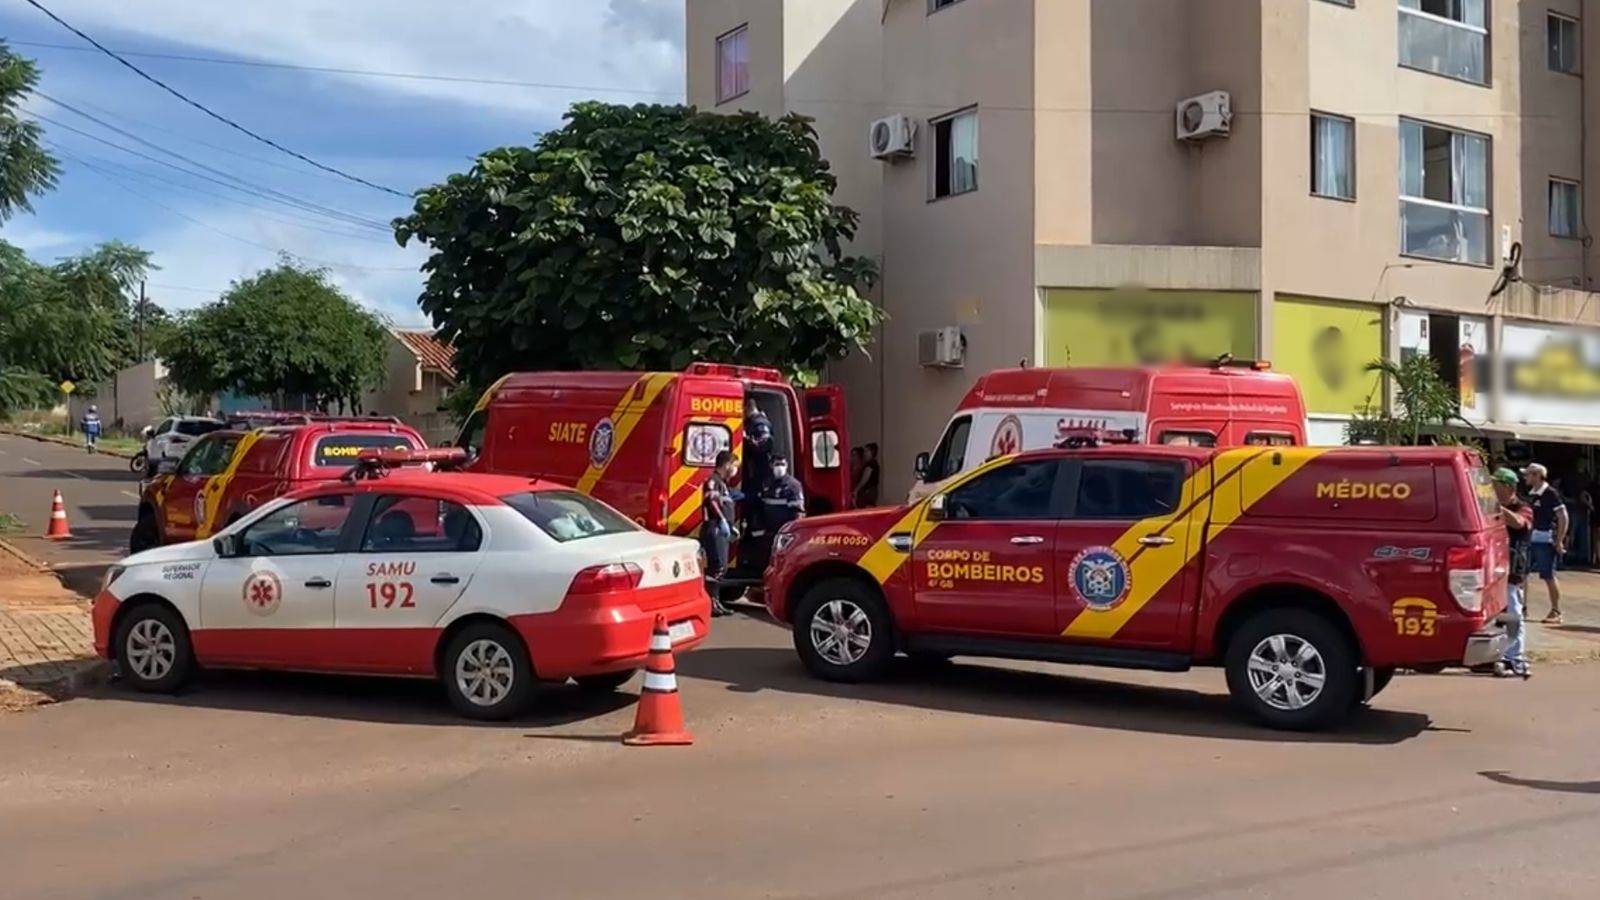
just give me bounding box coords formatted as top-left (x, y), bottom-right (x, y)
top-left (1446, 544), bottom-right (1486, 613)
top-left (564, 563), bottom-right (644, 606)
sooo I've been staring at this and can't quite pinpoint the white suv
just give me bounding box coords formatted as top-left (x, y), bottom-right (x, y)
top-left (142, 416), bottom-right (224, 469)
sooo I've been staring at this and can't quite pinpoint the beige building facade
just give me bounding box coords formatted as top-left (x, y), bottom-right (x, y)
top-left (688, 0), bottom-right (1600, 496)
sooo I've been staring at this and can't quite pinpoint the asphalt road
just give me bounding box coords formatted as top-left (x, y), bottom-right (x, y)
top-left (4, 608), bottom-right (1599, 900)
top-left (0, 432), bottom-right (142, 593)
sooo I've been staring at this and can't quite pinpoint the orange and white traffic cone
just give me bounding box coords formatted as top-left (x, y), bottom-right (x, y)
top-left (622, 615), bottom-right (694, 746)
top-left (43, 490), bottom-right (72, 540)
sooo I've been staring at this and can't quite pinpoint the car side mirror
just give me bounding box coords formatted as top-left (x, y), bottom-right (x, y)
top-left (213, 534), bottom-right (239, 558)
top-left (914, 452), bottom-right (930, 480)
top-left (926, 493), bottom-right (949, 521)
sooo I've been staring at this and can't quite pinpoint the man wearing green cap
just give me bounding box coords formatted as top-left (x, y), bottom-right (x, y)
top-left (1492, 467), bottom-right (1532, 678)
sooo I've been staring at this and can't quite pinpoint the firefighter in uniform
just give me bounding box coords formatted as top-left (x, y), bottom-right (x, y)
top-left (749, 454), bottom-right (805, 570)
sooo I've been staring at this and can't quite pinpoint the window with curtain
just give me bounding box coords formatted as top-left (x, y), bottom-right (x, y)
top-left (933, 109), bottom-right (978, 198)
top-left (1550, 179), bottom-right (1581, 238)
top-left (1399, 119), bottom-right (1490, 265)
top-left (1548, 13), bottom-right (1580, 75)
top-left (1398, 0), bottom-right (1488, 85)
top-left (716, 25), bottom-right (749, 104)
top-left (1311, 113), bottom-right (1355, 200)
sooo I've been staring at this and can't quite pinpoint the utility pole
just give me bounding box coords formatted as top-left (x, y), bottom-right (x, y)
top-left (137, 280), bottom-right (146, 361)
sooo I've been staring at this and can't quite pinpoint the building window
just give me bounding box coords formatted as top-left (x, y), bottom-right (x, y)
top-left (1317, 0), bottom-right (1355, 6)
top-left (932, 108), bottom-right (978, 199)
top-left (716, 25), bottom-right (749, 104)
top-left (1399, 119), bottom-right (1490, 265)
top-left (1550, 178), bottom-right (1581, 238)
top-left (929, 0), bottom-right (967, 11)
top-left (1549, 13), bottom-right (1580, 75)
top-left (1398, 0), bottom-right (1488, 85)
top-left (1311, 113), bottom-right (1355, 200)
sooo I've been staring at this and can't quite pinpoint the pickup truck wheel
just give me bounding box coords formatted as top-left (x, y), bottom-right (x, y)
top-left (1225, 609), bottom-right (1358, 731)
top-left (129, 509), bottom-right (161, 554)
top-left (793, 578), bottom-right (894, 683)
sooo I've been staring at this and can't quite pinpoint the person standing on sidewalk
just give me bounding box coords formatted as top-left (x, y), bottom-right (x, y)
top-left (1492, 467), bottom-right (1532, 678)
top-left (80, 405), bottom-right (102, 454)
top-left (1524, 462), bottom-right (1569, 624)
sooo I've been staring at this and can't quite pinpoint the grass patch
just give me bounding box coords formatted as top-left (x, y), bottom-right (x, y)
top-left (0, 513), bottom-right (24, 533)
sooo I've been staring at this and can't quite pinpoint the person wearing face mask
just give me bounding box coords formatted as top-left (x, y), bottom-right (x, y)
top-left (748, 453), bottom-right (805, 573)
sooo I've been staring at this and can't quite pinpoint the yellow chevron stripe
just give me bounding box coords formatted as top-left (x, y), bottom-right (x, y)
top-left (470, 373), bottom-right (512, 416)
top-left (858, 453), bottom-right (1018, 585)
top-left (575, 373), bottom-right (674, 494)
top-left (1062, 447), bottom-right (1328, 639)
top-left (195, 430), bottom-right (266, 539)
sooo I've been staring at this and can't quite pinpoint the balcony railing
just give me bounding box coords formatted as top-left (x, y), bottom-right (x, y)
top-left (1398, 7), bottom-right (1487, 84)
top-left (1400, 197), bottom-right (1489, 265)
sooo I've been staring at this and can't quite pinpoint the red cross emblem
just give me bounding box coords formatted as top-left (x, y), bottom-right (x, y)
top-left (242, 571), bottom-right (283, 617)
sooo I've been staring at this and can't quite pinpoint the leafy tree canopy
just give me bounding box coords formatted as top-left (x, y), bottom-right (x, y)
top-left (395, 102), bottom-right (882, 387)
top-left (160, 260), bottom-right (387, 410)
top-left (0, 42), bottom-right (59, 222)
top-left (1346, 356), bottom-right (1470, 446)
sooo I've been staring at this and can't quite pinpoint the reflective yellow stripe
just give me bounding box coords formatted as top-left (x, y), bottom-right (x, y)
top-left (575, 373), bottom-right (675, 495)
top-left (668, 492), bottom-right (701, 534)
top-left (1062, 447), bottom-right (1329, 639)
top-left (195, 431), bottom-right (266, 539)
top-left (858, 454), bottom-right (1018, 585)
top-left (471, 373), bottom-right (512, 416)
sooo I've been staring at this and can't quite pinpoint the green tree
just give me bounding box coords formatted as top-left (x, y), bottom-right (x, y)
top-left (1345, 356), bottom-right (1466, 445)
top-left (0, 239), bottom-right (153, 415)
top-left (395, 102), bottom-right (881, 386)
top-left (160, 261), bottom-right (387, 411)
top-left (0, 42), bottom-right (59, 222)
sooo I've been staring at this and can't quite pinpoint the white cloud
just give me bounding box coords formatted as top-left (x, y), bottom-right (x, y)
top-left (0, 218), bottom-right (86, 256)
top-left (26, 0), bottom-right (687, 120)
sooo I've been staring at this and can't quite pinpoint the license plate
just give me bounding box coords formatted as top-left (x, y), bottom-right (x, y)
top-left (668, 619), bottom-right (697, 644)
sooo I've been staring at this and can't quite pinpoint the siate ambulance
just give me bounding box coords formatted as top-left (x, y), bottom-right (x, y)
top-left (910, 362), bottom-right (1308, 501)
top-left (456, 363), bottom-right (851, 589)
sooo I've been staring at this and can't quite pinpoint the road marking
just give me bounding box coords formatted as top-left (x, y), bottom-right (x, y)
top-left (21, 457), bottom-right (41, 466)
top-left (121, 490), bottom-right (139, 499)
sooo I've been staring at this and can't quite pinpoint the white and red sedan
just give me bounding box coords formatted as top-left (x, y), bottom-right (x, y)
top-left (94, 466), bottom-right (711, 720)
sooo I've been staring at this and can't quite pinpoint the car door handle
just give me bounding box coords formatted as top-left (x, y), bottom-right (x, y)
top-left (430, 574), bottom-right (460, 585)
top-left (1010, 535), bottom-right (1046, 545)
top-left (1138, 535), bottom-right (1176, 547)
top-left (304, 578), bottom-right (333, 589)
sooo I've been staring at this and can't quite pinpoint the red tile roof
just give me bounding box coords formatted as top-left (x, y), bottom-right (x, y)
top-left (392, 328), bottom-right (457, 381)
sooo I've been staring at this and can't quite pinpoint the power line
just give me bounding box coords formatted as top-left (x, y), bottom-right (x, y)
top-left (58, 146), bottom-right (419, 274)
top-left (29, 109), bottom-right (391, 233)
top-left (9, 38), bottom-right (679, 97)
top-left (18, 0), bottom-right (411, 197)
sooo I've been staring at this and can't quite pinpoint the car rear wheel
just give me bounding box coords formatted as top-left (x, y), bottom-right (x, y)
top-left (1225, 609), bottom-right (1358, 731)
top-left (441, 623), bottom-right (533, 721)
top-left (129, 509), bottom-right (160, 554)
top-left (574, 669), bottom-right (637, 693)
top-left (793, 578), bottom-right (894, 683)
top-left (115, 604), bottom-right (194, 693)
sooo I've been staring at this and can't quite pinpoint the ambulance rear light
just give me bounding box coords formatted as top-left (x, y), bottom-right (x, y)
top-left (1446, 544), bottom-right (1486, 613)
top-left (565, 562), bottom-right (644, 600)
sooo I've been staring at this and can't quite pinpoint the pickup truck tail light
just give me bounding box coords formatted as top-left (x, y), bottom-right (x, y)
top-left (564, 563), bottom-right (644, 608)
top-left (1445, 544), bottom-right (1486, 613)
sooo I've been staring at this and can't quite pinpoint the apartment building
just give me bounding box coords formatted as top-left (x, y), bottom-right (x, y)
top-left (687, 0), bottom-right (1600, 496)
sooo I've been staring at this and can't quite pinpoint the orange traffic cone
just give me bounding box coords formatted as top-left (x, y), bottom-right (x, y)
top-left (43, 490), bottom-right (72, 541)
top-left (622, 615), bottom-right (694, 746)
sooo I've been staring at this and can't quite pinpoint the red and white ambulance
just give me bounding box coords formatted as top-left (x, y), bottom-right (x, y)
top-left (910, 363), bottom-right (1309, 501)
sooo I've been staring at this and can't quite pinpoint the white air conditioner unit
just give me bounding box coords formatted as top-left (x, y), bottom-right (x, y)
top-left (869, 114), bottom-right (916, 160)
top-left (918, 326), bottom-right (965, 368)
top-left (1175, 90), bottom-right (1232, 141)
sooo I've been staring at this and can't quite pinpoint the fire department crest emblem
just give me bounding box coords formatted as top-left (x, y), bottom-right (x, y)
top-left (242, 570), bottom-right (283, 617)
top-left (589, 417), bottom-right (616, 466)
top-left (1070, 546), bottom-right (1131, 611)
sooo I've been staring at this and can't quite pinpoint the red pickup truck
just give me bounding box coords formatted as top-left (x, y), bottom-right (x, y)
top-left (132, 419), bottom-right (424, 552)
top-left (764, 443), bottom-right (1511, 730)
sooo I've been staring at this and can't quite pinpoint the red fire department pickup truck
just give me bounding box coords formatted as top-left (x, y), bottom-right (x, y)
top-left (132, 418), bottom-right (424, 552)
top-left (765, 442), bottom-right (1511, 730)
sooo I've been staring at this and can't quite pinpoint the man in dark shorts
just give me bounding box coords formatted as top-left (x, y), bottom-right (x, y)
top-left (1523, 462), bottom-right (1569, 624)
top-left (1492, 467), bottom-right (1532, 678)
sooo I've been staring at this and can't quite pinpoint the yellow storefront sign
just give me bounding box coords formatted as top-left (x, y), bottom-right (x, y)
top-left (1042, 288), bottom-right (1257, 368)
top-left (1272, 296), bottom-right (1383, 416)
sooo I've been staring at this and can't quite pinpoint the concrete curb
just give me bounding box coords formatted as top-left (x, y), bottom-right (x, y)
top-left (1, 659), bottom-right (113, 697)
top-left (0, 536), bottom-right (49, 572)
top-left (0, 428), bottom-right (137, 460)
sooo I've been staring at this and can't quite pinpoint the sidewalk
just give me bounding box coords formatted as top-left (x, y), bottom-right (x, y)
top-left (0, 542), bottom-right (104, 711)
top-left (1521, 568), bottom-right (1600, 664)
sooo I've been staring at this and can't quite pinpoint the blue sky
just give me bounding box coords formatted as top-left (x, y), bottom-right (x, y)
top-left (0, 0), bottom-right (686, 326)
